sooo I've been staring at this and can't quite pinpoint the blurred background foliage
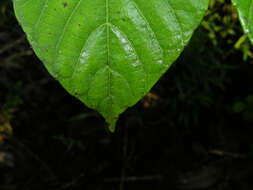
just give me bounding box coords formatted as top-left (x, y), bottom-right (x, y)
top-left (1, 0), bottom-right (253, 190)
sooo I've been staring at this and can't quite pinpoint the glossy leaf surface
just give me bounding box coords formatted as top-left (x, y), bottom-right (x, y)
top-left (232, 0), bottom-right (253, 44)
top-left (13, 0), bottom-right (209, 131)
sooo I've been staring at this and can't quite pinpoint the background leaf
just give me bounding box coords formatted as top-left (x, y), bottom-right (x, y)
top-left (13, 0), bottom-right (209, 131)
top-left (232, 0), bottom-right (253, 44)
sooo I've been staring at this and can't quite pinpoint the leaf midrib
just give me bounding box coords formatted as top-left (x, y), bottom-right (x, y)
top-left (106, 0), bottom-right (112, 109)
top-left (31, 0), bottom-right (177, 109)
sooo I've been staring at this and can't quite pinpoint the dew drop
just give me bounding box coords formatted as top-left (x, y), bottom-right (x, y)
top-left (80, 59), bottom-right (85, 64)
top-left (81, 52), bottom-right (88, 57)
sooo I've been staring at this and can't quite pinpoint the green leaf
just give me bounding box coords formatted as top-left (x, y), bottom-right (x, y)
top-left (233, 101), bottom-right (246, 113)
top-left (232, 0), bottom-right (253, 44)
top-left (13, 0), bottom-right (209, 131)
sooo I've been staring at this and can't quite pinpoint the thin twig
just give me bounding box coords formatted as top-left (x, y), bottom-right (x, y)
top-left (4, 50), bottom-right (33, 61)
top-left (56, 174), bottom-right (85, 190)
top-left (0, 35), bottom-right (26, 54)
top-left (4, 136), bottom-right (56, 180)
top-left (100, 175), bottom-right (163, 183)
top-left (120, 125), bottom-right (128, 190)
top-left (209, 149), bottom-right (247, 159)
top-left (0, 50), bottom-right (33, 68)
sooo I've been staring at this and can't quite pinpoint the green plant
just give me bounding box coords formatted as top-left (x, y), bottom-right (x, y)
top-left (12, 0), bottom-right (253, 131)
top-left (233, 94), bottom-right (253, 123)
top-left (232, 0), bottom-right (253, 44)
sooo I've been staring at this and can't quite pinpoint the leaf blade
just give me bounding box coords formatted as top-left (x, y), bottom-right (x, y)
top-left (13, 0), bottom-right (209, 131)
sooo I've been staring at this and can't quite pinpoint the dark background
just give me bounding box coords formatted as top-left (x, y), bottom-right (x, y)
top-left (1, 0), bottom-right (253, 189)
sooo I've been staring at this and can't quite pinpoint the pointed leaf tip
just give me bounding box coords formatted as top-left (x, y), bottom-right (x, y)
top-left (108, 118), bottom-right (117, 133)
